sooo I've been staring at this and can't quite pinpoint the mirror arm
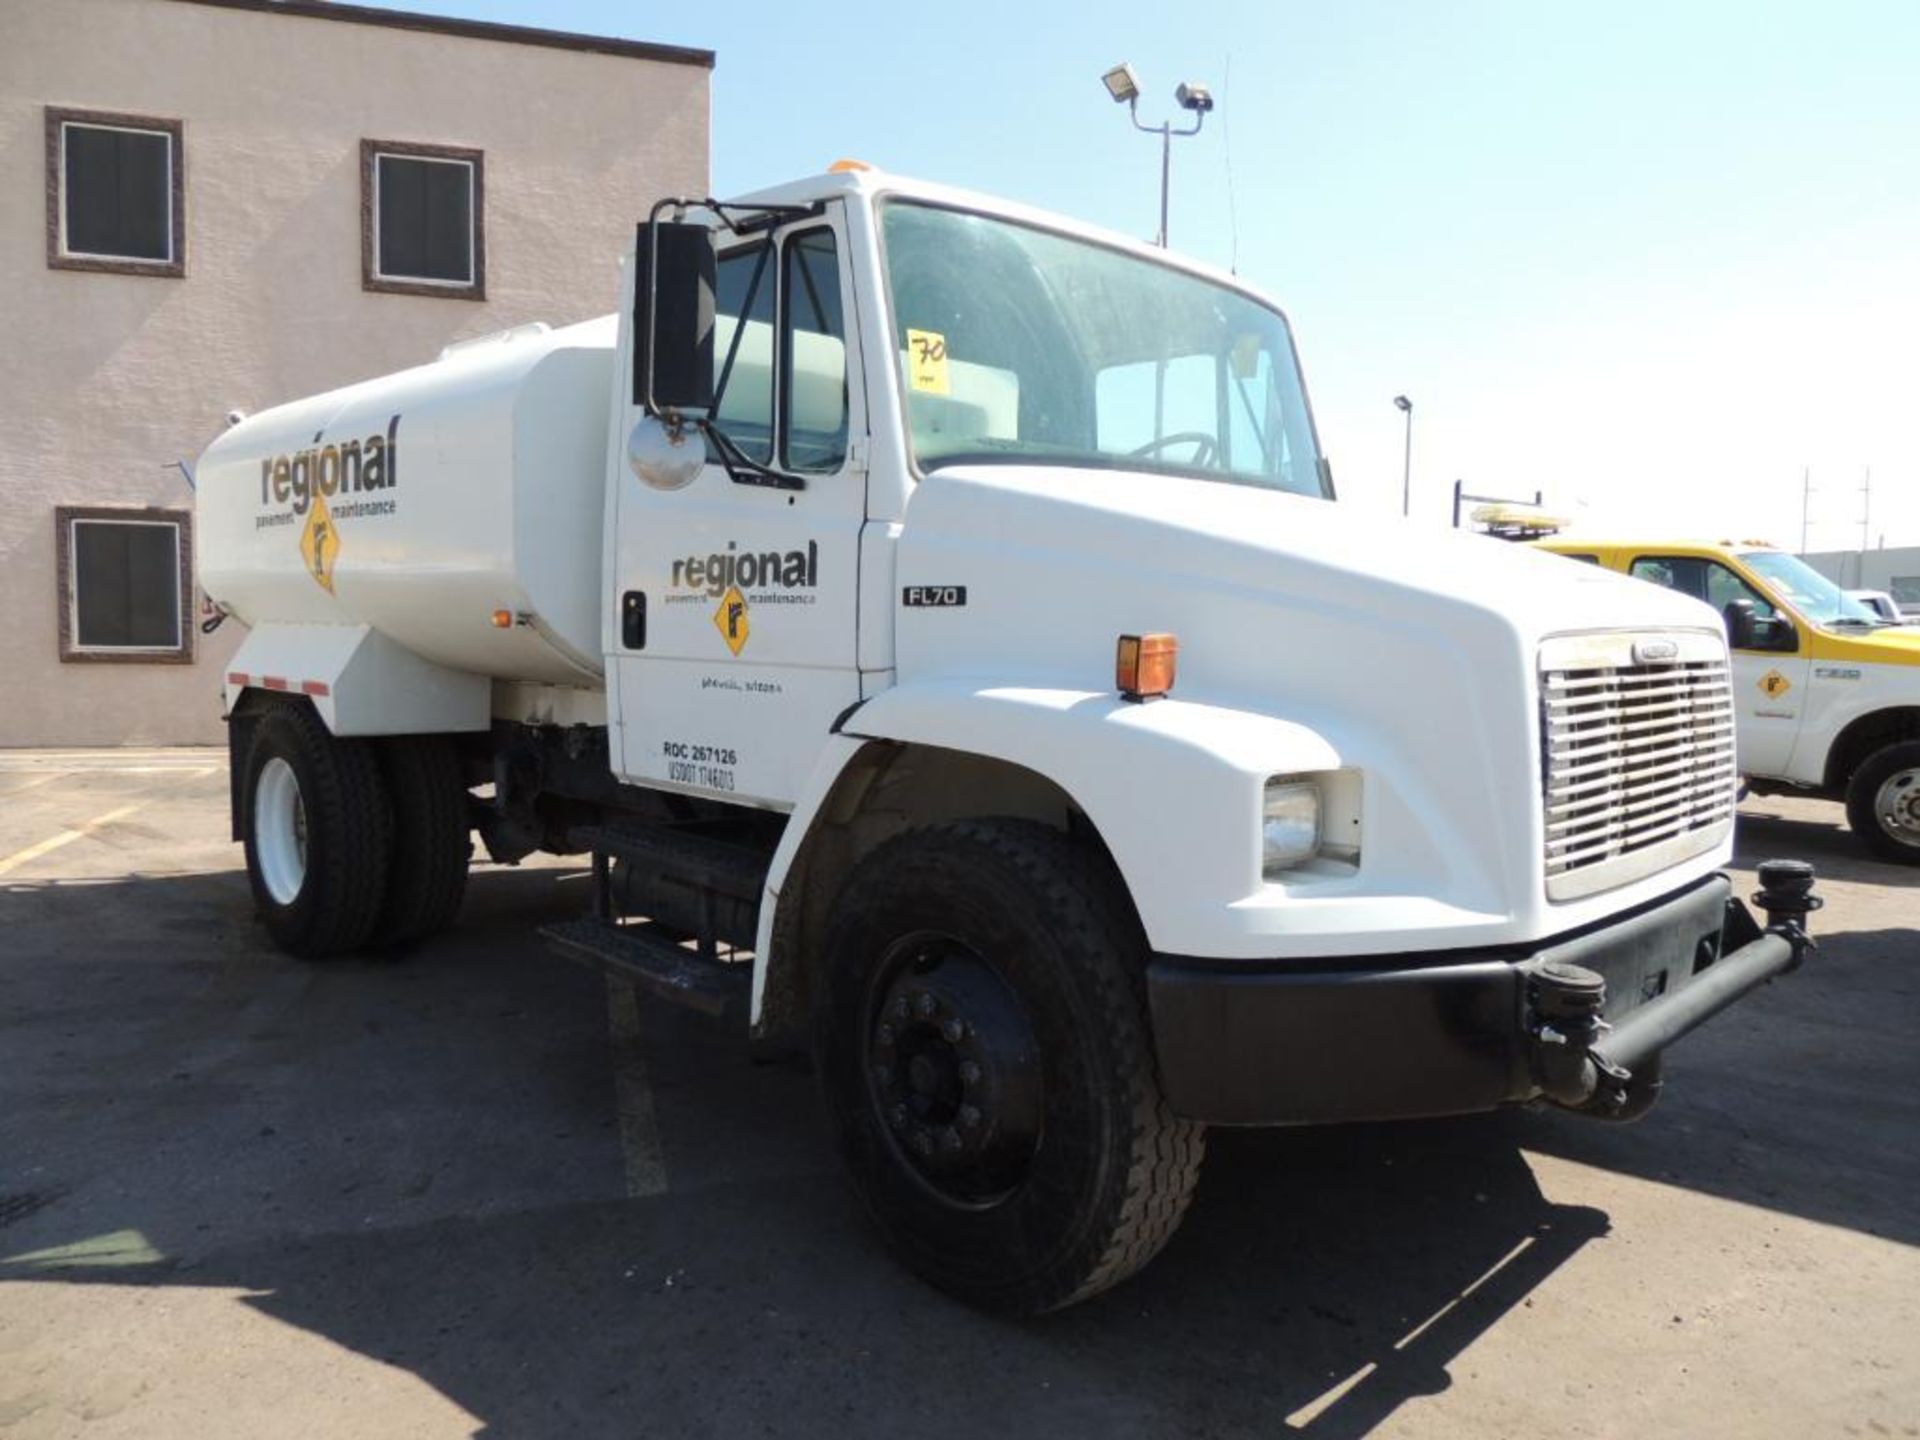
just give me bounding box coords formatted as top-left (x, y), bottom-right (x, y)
top-left (702, 418), bottom-right (806, 493)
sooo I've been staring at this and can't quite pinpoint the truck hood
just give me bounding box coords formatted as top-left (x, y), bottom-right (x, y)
top-left (888, 464), bottom-right (1731, 950)
top-left (895, 464), bottom-right (1720, 683)
top-left (1809, 622), bottom-right (1920, 667)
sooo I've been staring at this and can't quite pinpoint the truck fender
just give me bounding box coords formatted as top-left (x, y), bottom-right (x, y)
top-left (224, 622), bottom-right (491, 736)
top-left (749, 681), bottom-right (1341, 1028)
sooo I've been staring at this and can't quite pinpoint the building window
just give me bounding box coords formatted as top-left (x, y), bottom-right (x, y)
top-left (56, 507), bottom-right (193, 664)
top-left (362, 140), bottom-right (485, 298)
top-left (45, 107), bottom-right (185, 277)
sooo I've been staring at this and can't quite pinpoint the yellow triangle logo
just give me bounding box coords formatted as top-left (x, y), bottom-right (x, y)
top-left (712, 584), bottom-right (749, 655)
top-left (299, 495), bottom-right (339, 595)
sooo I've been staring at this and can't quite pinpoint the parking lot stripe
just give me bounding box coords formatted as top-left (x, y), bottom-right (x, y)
top-left (605, 976), bottom-right (669, 1198)
top-left (0, 803), bottom-right (148, 878)
top-left (0, 770), bottom-right (72, 796)
top-left (0, 767), bottom-right (217, 878)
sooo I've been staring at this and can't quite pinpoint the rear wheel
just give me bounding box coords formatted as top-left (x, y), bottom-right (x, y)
top-left (370, 737), bottom-right (471, 946)
top-left (1845, 740), bottom-right (1920, 865)
top-left (242, 703), bottom-right (394, 958)
top-left (816, 819), bottom-right (1204, 1315)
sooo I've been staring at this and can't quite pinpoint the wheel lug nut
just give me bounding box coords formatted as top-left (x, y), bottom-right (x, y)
top-left (871, 1063), bottom-right (890, 1089)
top-left (938, 1127), bottom-right (963, 1153)
top-left (941, 1017), bottom-right (966, 1043)
top-left (958, 1104), bottom-right (981, 1131)
top-left (913, 992), bottom-right (937, 1019)
top-left (875, 1023), bottom-right (895, 1046)
top-left (959, 1060), bottom-right (982, 1087)
top-left (888, 997), bottom-right (909, 1023)
top-left (887, 1103), bottom-right (910, 1131)
top-left (910, 1127), bottom-right (935, 1156)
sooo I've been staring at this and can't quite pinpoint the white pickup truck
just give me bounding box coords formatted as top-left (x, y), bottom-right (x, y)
top-left (196, 166), bottom-right (1818, 1314)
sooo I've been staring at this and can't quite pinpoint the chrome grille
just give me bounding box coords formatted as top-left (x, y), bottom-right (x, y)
top-left (1540, 633), bottom-right (1736, 901)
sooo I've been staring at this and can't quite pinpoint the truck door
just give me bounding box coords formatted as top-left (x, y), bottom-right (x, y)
top-left (609, 213), bottom-right (866, 808)
top-left (1627, 554), bottom-right (1809, 775)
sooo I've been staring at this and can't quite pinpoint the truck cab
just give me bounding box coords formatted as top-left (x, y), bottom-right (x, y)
top-left (1536, 537), bottom-right (1920, 863)
top-left (196, 167), bottom-right (1821, 1313)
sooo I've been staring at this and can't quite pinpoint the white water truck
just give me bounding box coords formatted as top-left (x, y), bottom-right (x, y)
top-left (196, 166), bottom-right (1819, 1314)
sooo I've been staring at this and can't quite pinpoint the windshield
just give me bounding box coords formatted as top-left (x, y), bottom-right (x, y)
top-left (1740, 550), bottom-right (1883, 626)
top-left (880, 201), bottom-right (1326, 497)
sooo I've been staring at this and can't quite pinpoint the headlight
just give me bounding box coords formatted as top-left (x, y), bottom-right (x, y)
top-left (1262, 778), bottom-right (1322, 877)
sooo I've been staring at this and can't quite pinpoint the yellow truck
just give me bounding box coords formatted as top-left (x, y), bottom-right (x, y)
top-left (1536, 537), bottom-right (1920, 864)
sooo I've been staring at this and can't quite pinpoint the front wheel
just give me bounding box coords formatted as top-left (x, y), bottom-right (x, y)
top-left (1844, 740), bottom-right (1920, 865)
top-left (815, 820), bottom-right (1204, 1315)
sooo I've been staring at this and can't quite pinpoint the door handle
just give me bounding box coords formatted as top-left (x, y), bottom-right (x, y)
top-left (622, 591), bottom-right (646, 650)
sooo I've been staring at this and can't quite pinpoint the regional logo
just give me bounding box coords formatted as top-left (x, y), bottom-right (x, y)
top-left (713, 585), bottom-right (750, 655)
top-left (300, 495), bottom-right (339, 594)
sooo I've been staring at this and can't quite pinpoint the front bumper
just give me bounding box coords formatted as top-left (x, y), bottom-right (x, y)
top-left (1147, 867), bottom-right (1816, 1126)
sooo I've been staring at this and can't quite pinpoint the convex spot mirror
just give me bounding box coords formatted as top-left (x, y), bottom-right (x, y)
top-left (633, 219), bottom-right (716, 416)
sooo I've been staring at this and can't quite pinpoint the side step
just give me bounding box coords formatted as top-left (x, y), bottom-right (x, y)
top-left (569, 823), bottom-right (770, 902)
top-left (541, 916), bottom-right (750, 1019)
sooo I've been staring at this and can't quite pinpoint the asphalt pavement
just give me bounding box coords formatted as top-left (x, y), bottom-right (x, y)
top-left (0, 750), bottom-right (1914, 1439)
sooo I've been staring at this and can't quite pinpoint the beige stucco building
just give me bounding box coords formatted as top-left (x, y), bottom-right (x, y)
top-left (0, 0), bottom-right (710, 746)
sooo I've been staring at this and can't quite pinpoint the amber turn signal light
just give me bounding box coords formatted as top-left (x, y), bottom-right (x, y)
top-left (491, 610), bottom-right (514, 629)
top-left (1117, 633), bottom-right (1178, 701)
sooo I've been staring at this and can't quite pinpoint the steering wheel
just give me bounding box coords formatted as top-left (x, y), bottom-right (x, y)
top-left (1130, 431), bottom-right (1218, 467)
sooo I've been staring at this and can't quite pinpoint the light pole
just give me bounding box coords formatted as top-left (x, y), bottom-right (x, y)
top-left (1100, 63), bottom-right (1213, 248)
top-left (1394, 395), bottom-right (1414, 516)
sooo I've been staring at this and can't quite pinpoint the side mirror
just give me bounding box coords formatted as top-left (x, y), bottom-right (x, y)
top-left (1722, 598), bottom-right (1759, 650)
top-left (633, 220), bottom-right (715, 415)
top-left (1759, 615), bottom-right (1797, 652)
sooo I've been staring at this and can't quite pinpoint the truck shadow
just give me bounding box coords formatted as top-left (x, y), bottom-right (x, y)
top-left (1510, 806), bottom-right (1919, 1252)
top-left (1, 863), bottom-right (1610, 1437)
top-left (4, 1120), bottom-right (1604, 1439)
top-left (2, 849), bottom-right (1910, 1437)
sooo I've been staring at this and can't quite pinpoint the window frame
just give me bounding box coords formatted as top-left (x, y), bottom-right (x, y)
top-left (778, 224), bottom-right (851, 474)
top-left (1629, 552), bottom-right (1798, 654)
top-left (711, 236), bottom-right (779, 465)
top-left (55, 506), bottom-right (194, 664)
top-left (45, 107), bottom-right (185, 277)
top-left (361, 139), bottom-right (486, 299)
top-left (704, 221), bottom-right (856, 481)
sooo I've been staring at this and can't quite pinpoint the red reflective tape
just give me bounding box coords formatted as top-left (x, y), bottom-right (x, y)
top-left (226, 671), bottom-right (248, 686)
top-left (263, 676), bottom-right (290, 691)
top-left (301, 681), bottom-right (330, 697)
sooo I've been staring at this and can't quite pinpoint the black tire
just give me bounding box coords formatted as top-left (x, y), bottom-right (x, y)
top-left (241, 702), bottom-right (394, 959)
top-left (815, 819), bottom-right (1205, 1315)
top-left (1844, 740), bottom-right (1920, 865)
top-left (370, 736), bottom-right (472, 946)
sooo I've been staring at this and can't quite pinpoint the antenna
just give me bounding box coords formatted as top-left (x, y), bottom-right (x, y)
top-left (1860, 465), bottom-right (1871, 552)
top-left (1222, 53), bottom-right (1239, 274)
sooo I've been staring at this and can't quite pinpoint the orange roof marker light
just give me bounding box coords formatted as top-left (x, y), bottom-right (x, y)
top-left (829, 158), bottom-right (874, 174)
top-left (1117, 633), bottom-right (1178, 702)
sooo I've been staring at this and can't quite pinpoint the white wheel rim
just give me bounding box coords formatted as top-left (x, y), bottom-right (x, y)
top-left (254, 757), bottom-right (309, 904)
top-left (1874, 767), bottom-right (1920, 848)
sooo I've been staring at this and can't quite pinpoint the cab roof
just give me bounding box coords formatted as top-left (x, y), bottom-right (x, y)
top-left (1536, 537), bottom-right (1785, 556)
top-left (716, 165), bottom-right (1289, 316)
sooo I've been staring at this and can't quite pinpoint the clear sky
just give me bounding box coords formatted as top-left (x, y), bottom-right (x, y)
top-left (373, 0), bottom-right (1920, 549)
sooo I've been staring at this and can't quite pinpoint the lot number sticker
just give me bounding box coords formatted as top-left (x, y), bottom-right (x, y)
top-left (907, 329), bottom-right (951, 395)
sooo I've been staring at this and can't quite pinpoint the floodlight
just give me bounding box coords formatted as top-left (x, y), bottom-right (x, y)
top-left (1101, 63), bottom-right (1140, 104)
top-left (1174, 81), bottom-right (1213, 114)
